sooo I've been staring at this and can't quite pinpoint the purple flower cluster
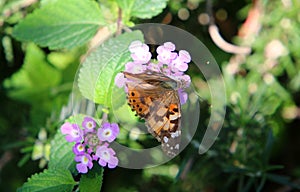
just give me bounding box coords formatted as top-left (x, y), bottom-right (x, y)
top-left (115, 41), bottom-right (191, 104)
top-left (60, 117), bottom-right (119, 173)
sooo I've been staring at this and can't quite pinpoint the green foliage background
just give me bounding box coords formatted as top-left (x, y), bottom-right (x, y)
top-left (1, 0), bottom-right (300, 191)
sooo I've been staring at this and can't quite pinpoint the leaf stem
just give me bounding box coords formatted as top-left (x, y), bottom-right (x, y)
top-left (116, 7), bottom-right (123, 36)
top-left (102, 111), bottom-right (108, 123)
top-left (50, 82), bottom-right (74, 96)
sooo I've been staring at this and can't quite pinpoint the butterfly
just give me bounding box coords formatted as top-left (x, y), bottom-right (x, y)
top-left (123, 70), bottom-right (182, 157)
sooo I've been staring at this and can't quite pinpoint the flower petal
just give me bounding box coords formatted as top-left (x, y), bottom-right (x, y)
top-left (129, 40), bottom-right (143, 53)
top-left (98, 159), bottom-right (107, 167)
top-left (76, 163), bottom-right (88, 173)
top-left (82, 117), bottom-right (96, 133)
top-left (73, 143), bottom-right (85, 155)
top-left (114, 73), bottom-right (126, 88)
top-left (179, 50), bottom-right (191, 63)
top-left (61, 122), bottom-right (73, 135)
top-left (65, 135), bottom-right (76, 142)
top-left (108, 156), bottom-right (118, 168)
top-left (97, 123), bottom-right (119, 142)
top-left (125, 62), bottom-right (146, 74)
top-left (178, 89), bottom-right (188, 105)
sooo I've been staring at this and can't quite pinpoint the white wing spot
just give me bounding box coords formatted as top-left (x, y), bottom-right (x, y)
top-left (171, 130), bottom-right (180, 138)
top-left (163, 136), bottom-right (169, 143)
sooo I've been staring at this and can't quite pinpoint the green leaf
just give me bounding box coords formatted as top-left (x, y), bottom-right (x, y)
top-left (12, 0), bottom-right (105, 49)
top-left (79, 164), bottom-right (104, 192)
top-left (266, 173), bottom-right (300, 189)
top-left (117, 0), bottom-right (168, 19)
top-left (47, 50), bottom-right (78, 70)
top-left (49, 114), bottom-right (89, 173)
top-left (78, 30), bottom-right (143, 107)
top-left (48, 128), bottom-right (76, 173)
top-left (131, 0), bottom-right (168, 19)
top-left (17, 169), bottom-right (76, 192)
top-left (64, 114), bottom-right (86, 127)
top-left (3, 43), bottom-right (61, 103)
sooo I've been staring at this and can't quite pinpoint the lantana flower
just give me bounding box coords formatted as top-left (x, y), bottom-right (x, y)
top-left (75, 153), bottom-right (93, 174)
top-left (61, 122), bottom-right (83, 142)
top-left (96, 144), bottom-right (118, 168)
top-left (73, 143), bottom-right (85, 155)
top-left (114, 41), bottom-right (192, 105)
top-left (129, 40), bottom-right (152, 64)
top-left (82, 117), bottom-right (96, 133)
top-left (170, 50), bottom-right (191, 72)
top-left (125, 61), bottom-right (147, 74)
top-left (157, 42), bottom-right (177, 65)
top-left (97, 122), bottom-right (120, 142)
top-left (60, 117), bottom-right (119, 174)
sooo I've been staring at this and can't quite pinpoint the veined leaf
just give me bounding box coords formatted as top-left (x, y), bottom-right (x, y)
top-left (13, 0), bottom-right (105, 49)
top-left (78, 31), bottom-right (143, 107)
top-left (49, 128), bottom-right (76, 173)
top-left (79, 164), bottom-right (104, 192)
top-left (117, 0), bottom-right (168, 19)
top-left (49, 114), bottom-right (92, 173)
top-left (17, 169), bottom-right (76, 192)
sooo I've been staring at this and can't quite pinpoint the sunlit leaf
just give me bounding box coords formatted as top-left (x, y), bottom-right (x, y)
top-left (117, 0), bottom-right (168, 19)
top-left (78, 30), bottom-right (143, 107)
top-left (17, 169), bottom-right (76, 192)
top-left (13, 0), bottom-right (105, 49)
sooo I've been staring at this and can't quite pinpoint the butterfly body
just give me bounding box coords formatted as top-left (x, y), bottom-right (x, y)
top-left (123, 71), bottom-right (181, 157)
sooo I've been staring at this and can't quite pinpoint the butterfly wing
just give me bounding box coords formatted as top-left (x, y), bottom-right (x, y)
top-left (123, 71), bottom-right (181, 157)
top-left (146, 91), bottom-right (181, 157)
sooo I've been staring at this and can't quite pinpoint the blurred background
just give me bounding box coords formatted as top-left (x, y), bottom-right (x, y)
top-left (1, 0), bottom-right (300, 191)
